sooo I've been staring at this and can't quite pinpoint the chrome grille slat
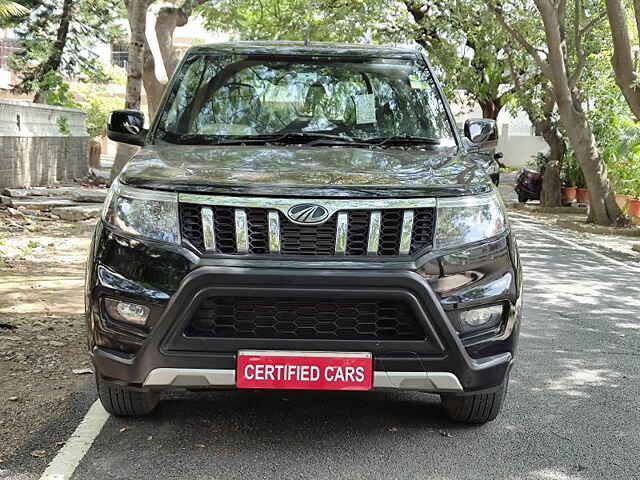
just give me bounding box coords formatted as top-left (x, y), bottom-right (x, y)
top-left (399, 210), bottom-right (414, 255)
top-left (179, 193), bottom-right (436, 213)
top-left (234, 209), bottom-right (249, 253)
top-left (201, 207), bottom-right (215, 252)
top-left (267, 210), bottom-right (280, 253)
top-left (367, 211), bottom-right (381, 255)
top-left (179, 198), bottom-right (435, 257)
top-left (335, 212), bottom-right (348, 254)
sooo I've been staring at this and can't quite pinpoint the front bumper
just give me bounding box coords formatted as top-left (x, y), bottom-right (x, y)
top-left (142, 368), bottom-right (465, 392)
top-left (86, 222), bottom-right (522, 395)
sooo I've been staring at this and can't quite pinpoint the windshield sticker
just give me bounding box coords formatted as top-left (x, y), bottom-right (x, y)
top-left (409, 74), bottom-right (428, 89)
top-left (353, 94), bottom-right (376, 124)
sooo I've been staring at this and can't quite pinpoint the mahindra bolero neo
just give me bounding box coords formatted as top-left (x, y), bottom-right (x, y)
top-left (86, 42), bottom-right (522, 424)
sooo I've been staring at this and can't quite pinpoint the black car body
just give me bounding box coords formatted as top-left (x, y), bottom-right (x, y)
top-left (86, 42), bottom-right (522, 424)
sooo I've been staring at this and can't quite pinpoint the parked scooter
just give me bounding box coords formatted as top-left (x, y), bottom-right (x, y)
top-left (515, 168), bottom-right (542, 203)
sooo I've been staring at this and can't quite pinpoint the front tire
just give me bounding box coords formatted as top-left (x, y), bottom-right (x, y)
top-left (441, 380), bottom-right (508, 424)
top-left (517, 191), bottom-right (528, 203)
top-left (96, 376), bottom-right (159, 417)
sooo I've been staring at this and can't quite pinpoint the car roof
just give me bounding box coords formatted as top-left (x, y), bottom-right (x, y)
top-left (187, 41), bottom-right (421, 60)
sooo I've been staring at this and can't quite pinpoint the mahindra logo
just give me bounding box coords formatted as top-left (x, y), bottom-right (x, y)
top-left (287, 203), bottom-right (329, 224)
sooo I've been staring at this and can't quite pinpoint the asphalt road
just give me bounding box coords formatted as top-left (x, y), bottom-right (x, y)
top-left (8, 214), bottom-right (640, 480)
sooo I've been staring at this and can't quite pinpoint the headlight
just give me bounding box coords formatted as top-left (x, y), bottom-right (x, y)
top-left (102, 180), bottom-right (180, 244)
top-left (435, 193), bottom-right (506, 249)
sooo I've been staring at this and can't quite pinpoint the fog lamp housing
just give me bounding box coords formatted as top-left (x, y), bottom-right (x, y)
top-left (104, 298), bottom-right (150, 326)
top-left (449, 304), bottom-right (504, 335)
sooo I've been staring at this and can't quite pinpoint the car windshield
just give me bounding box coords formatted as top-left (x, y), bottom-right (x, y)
top-left (156, 53), bottom-right (456, 147)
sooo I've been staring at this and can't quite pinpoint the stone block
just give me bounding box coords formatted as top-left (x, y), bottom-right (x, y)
top-left (52, 204), bottom-right (103, 221)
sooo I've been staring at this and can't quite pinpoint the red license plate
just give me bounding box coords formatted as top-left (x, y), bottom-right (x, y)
top-left (236, 350), bottom-right (372, 391)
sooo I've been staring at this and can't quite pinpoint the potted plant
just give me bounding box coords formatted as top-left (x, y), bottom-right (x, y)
top-left (629, 180), bottom-right (640, 218)
top-left (609, 166), bottom-right (632, 212)
top-left (560, 154), bottom-right (580, 204)
top-left (575, 174), bottom-right (589, 204)
top-left (607, 126), bottom-right (640, 214)
top-left (629, 198), bottom-right (640, 217)
top-left (562, 186), bottom-right (577, 204)
top-left (615, 192), bottom-right (632, 211)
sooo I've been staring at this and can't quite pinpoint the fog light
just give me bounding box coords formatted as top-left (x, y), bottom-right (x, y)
top-left (460, 304), bottom-right (503, 329)
top-left (104, 298), bottom-right (150, 326)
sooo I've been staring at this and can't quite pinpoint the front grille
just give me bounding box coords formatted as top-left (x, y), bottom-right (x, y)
top-left (378, 209), bottom-right (403, 256)
top-left (411, 208), bottom-right (436, 254)
top-left (180, 204), bottom-right (205, 251)
top-left (179, 201), bottom-right (435, 257)
top-left (346, 211), bottom-right (370, 256)
top-left (213, 206), bottom-right (237, 254)
top-left (247, 208), bottom-right (268, 254)
top-left (279, 212), bottom-right (337, 256)
top-left (185, 296), bottom-right (426, 341)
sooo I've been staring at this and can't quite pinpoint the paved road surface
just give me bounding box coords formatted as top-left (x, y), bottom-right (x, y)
top-left (5, 213), bottom-right (640, 480)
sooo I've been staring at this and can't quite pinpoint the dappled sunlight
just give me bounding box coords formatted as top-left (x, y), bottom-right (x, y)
top-left (512, 222), bottom-right (640, 360)
top-left (0, 273), bottom-right (84, 316)
top-left (615, 322), bottom-right (640, 330)
top-left (545, 359), bottom-right (621, 398)
top-left (0, 229), bottom-right (90, 320)
top-left (0, 235), bottom-right (90, 266)
top-left (526, 468), bottom-right (586, 480)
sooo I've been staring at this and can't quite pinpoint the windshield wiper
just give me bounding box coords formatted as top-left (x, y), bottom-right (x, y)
top-left (159, 131), bottom-right (440, 147)
top-left (235, 132), bottom-right (358, 145)
top-left (158, 131), bottom-right (358, 146)
top-left (362, 136), bottom-right (441, 147)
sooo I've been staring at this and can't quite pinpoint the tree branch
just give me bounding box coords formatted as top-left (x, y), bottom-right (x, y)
top-left (155, 0), bottom-right (208, 78)
top-left (569, 0), bottom-right (584, 89)
top-left (569, 9), bottom-right (606, 88)
top-left (633, 0), bottom-right (640, 45)
top-left (605, 0), bottom-right (640, 121)
top-left (142, 36), bottom-right (165, 119)
top-left (33, 0), bottom-right (74, 103)
top-left (580, 10), bottom-right (607, 36)
top-left (488, 2), bottom-right (551, 78)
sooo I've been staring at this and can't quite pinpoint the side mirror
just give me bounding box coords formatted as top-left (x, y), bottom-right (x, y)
top-left (107, 110), bottom-right (147, 146)
top-left (463, 118), bottom-right (498, 151)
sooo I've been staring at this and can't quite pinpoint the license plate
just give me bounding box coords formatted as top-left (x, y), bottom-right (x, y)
top-left (236, 350), bottom-right (372, 391)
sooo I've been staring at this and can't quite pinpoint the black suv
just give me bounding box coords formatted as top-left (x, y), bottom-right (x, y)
top-left (87, 42), bottom-right (522, 424)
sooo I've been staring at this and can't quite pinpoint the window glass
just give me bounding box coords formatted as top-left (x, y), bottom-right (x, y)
top-left (158, 55), bottom-right (455, 145)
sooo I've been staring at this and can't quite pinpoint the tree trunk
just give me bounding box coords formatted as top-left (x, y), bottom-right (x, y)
top-left (146, 0), bottom-right (205, 116)
top-left (535, 0), bottom-right (622, 225)
top-left (503, 43), bottom-right (564, 207)
top-left (561, 103), bottom-right (621, 223)
top-left (155, 7), bottom-right (187, 78)
top-left (142, 37), bottom-right (165, 120)
top-left (88, 138), bottom-right (102, 169)
top-left (111, 0), bottom-right (151, 182)
top-left (531, 89), bottom-right (564, 207)
top-left (540, 124), bottom-right (564, 206)
top-left (156, 1), bottom-right (204, 77)
top-left (633, 0), bottom-right (640, 56)
top-left (110, 0), bottom-right (203, 180)
top-left (605, 0), bottom-right (640, 121)
top-left (479, 99), bottom-right (502, 120)
top-left (32, 0), bottom-right (73, 103)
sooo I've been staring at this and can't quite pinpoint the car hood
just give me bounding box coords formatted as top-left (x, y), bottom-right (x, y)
top-left (119, 144), bottom-right (495, 198)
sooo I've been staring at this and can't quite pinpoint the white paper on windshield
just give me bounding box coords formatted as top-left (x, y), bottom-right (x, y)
top-left (409, 74), bottom-right (428, 89)
top-left (354, 94), bottom-right (376, 124)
